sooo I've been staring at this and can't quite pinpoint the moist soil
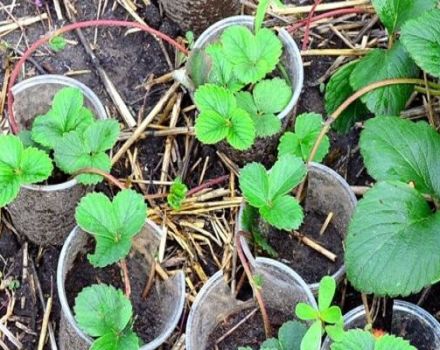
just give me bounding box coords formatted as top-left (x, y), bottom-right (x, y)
top-left (393, 314), bottom-right (436, 350)
top-left (206, 307), bottom-right (285, 350)
top-left (65, 237), bottom-right (163, 344)
top-left (262, 209), bottom-right (343, 285)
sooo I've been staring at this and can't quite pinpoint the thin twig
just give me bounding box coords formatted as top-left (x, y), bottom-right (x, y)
top-left (187, 175), bottom-right (230, 197)
top-left (119, 259), bottom-right (132, 298)
top-left (37, 297), bottom-right (52, 350)
top-left (215, 308), bottom-right (259, 345)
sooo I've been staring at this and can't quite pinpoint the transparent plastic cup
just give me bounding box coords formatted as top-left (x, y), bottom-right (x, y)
top-left (57, 221), bottom-right (186, 350)
top-left (8, 75), bottom-right (107, 245)
top-left (237, 163), bottom-right (357, 294)
top-left (186, 257), bottom-right (318, 350)
top-left (321, 300), bottom-right (440, 350)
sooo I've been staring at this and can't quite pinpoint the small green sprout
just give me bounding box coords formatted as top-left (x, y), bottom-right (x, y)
top-left (277, 113), bottom-right (330, 162)
top-left (49, 35), bottom-right (67, 52)
top-left (167, 177), bottom-right (188, 210)
top-left (74, 284), bottom-right (140, 350)
top-left (295, 276), bottom-right (344, 349)
top-left (75, 189), bottom-right (147, 267)
top-left (239, 155), bottom-right (307, 230)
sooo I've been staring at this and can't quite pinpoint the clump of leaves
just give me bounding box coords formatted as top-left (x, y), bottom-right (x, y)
top-left (167, 177), bottom-right (188, 210)
top-left (190, 2), bottom-right (292, 150)
top-left (325, 0), bottom-right (437, 134)
top-left (74, 284), bottom-right (140, 350)
top-left (239, 155), bottom-right (306, 230)
top-left (238, 321), bottom-right (307, 350)
top-left (75, 189), bottom-right (147, 267)
top-left (278, 113), bottom-right (330, 162)
top-left (0, 135), bottom-right (53, 207)
top-left (331, 329), bottom-right (416, 350)
top-left (296, 276), bottom-right (344, 349)
top-left (345, 116), bottom-right (440, 297)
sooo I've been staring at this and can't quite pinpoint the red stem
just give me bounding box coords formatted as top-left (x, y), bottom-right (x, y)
top-left (7, 19), bottom-right (188, 134)
top-left (287, 8), bottom-right (368, 33)
top-left (302, 0), bottom-right (323, 50)
top-left (186, 175), bottom-right (230, 197)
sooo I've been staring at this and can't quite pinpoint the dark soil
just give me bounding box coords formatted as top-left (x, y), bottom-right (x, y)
top-left (206, 307), bottom-right (285, 350)
top-left (396, 314), bottom-right (436, 350)
top-left (65, 237), bottom-right (163, 344)
top-left (261, 210), bottom-right (343, 285)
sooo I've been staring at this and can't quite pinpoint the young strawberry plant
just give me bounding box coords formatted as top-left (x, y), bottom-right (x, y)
top-left (75, 189), bottom-right (147, 267)
top-left (190, 2), bottom-right (293, 150)
top-left (167, 177), bottom-right (188, 210)
top-left (345, 116), bottom-right (440, 297)
top-left (0, 87), bottom-right (120, 207)
top-left (331, 330), bottom-right (416, 350)
top-left (74, 284), bottom-right (140, 350)
top-left (324, 0), bottom-right (437, 133)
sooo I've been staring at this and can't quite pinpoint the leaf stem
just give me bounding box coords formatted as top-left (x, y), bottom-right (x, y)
top-left (73, 167), bottom-right (127, 190)
top-left (7, 19), bottom-right (188, 134)
top-left (186, 175), bottom-right (230, 197)
top-left (119, 259), bottom-right (132, 298)
top-left (296, 77), bottom-right (435, 200)
top-left (236, 231), bottom-right (272, 338)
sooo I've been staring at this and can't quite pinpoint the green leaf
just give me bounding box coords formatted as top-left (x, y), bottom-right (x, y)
top-left (346, 181), bottom-right (440, 296)
top-left (254, 78), bottom-right (292, 114)
top-left (32, 87), bottom-right (94, 149)
top-left (255, 0), bottom-right (270, 32)
top-left (206, 44), bottom-right (244, 92)
top-left (295, 303), bottom-right (319, 321)
top-left (195, 110), bottom-right (230, 144)
top-left (300, 321), bottom-right (322, 350)
top-left (278, 113), bottom-right (330, 162)
top-left (325, 323), bottom-right (345, 342)
top-left (75, 190), bottom-right (147, 267)
top-left (252, 225), bottom-right (278, 257)
top-left (222, 26), bottom-right (282, 84)
top-left (49, 35), bottom-right (67, 52)
top-left (240, 163), bottom-right (270, 208)
top-left (278, 321), bottom-right (307, 350)
top-left (261, 338), bottom-right (281, 350)
top-left (226, 108), bottom-right (256, 150)
top-left (360, 116), bottom-right (440, 197)
top-left (371, 0), bottom-right (436, 34)
top-left (401, 9), bottom-right (440, 79)
top-left (318, 276), bottom-right (336, 311)
top-left (235, 79), bottom-right (290, 138)
top-left (91, 331), bottom-right (140, 350)
top-left (195, 84), bottom-right (237, 116)
top-left (325, 61), bottom-right (368, 134)
top-left (268, 155), bottom-right (306, 199)
top-left (54, 119), bottom-right (119, 185)
top-left (74, 284), bottom-right (133, 337)
top-left (320, 306), bottom-right (342, 324)
top-left (349, 42), bottom-right (419, 116)
top-left (167, 177), bottom-right (188, 210)
top-left (331, 330), bottom-right (416, 350)
top-left (0, 135), bottom-right (52, 207)
top-left (260, 195), bottom-right (303, 230)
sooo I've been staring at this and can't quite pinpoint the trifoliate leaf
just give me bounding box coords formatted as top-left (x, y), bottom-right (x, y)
top-left (167, 177), bottom-right (188, 210)
top-left (254, 78), bottom-right (292, 114)
top-left (278, 321), bottom-right (307, 350)
top-left (360, 116), bottom-right (440, 197)
top-left (349, 42), bottom-right (419, 116)
top-left (206, 43), bottom-right (244, 92)
top-left (75, 189), bottom-right (147, 267)
top-left (195, 85), bottom-right (255, 149)
top-left (260, 195), bottom-right (304, 230)
top-left (295, 303), bottom-right (319, 321)
top-left (49, 35), bottom-right (67, 52)
top-left (54, 119), bottom-right (119, 185)
top-left (371, 0), bottom-right (436, 34)
top-left (331, 330), bottom-right (416, 350)
top-left (0, 135), bottom-right (53, 207)
top-left (401, 9), bottom-right (440, 79)
top-left (278, 113), bottom-right (329, 162)
top-left (222, 26), bottom-right (282, 84)
top-left (74, 284), bottom-right (133, 337)
top-left (318, 276), bottom-right (336, 311)
top-left (91, 331), bottom-right (140, 350)
top-left (32, 87), bottom-right (94, 149)
top-left (300, 320), bottom-right (322, 350)
top-left (346, 181), bottom-right (440, 296)
top-left (240, 155), bottom-right (306, 230)
top-left (325, 61), bottom-right (368, 134)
